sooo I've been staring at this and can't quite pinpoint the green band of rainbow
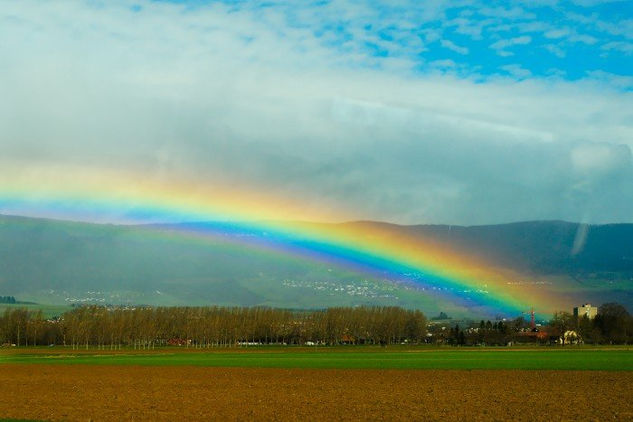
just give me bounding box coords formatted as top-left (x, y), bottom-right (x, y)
top-left (0, 172), bottom-right (562, 316)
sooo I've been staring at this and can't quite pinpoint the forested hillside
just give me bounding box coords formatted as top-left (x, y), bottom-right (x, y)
top-left (346, 220), bottom-right (633, 277)
top-left (1, 215), bottom-right (631, 312)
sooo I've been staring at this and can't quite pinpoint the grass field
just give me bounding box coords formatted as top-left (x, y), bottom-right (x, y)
top-left (2, 347), bottom-right (632, 370)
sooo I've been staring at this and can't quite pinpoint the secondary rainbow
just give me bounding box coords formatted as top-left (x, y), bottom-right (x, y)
top-left (0, 167), bottom-right (563, 316)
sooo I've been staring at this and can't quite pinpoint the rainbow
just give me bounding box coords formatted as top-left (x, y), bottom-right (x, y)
top-left (0, 166), bottom-right (565, 316)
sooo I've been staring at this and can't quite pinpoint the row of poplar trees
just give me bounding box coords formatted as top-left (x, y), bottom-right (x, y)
top-left (0, 305), bottom-right (427, 349)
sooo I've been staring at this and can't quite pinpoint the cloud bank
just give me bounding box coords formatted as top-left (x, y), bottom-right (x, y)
top-left (1, 1), bottom-right (632, 225)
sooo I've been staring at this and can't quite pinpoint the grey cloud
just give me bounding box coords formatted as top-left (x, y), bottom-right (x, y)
top-left (1, 1), bottom-right (633, 225)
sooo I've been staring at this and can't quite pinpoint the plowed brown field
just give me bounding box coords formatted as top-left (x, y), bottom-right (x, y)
top-left (0, 365), bottom-right (632, 421)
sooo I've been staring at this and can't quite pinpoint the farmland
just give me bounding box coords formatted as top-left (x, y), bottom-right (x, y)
top-left (1, 346), bottom-right (633, 371)
top-left (1, 347), bottom-right (632, 421)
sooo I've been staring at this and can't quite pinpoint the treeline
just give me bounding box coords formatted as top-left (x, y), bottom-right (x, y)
top-left (0, 306), bottom-right (427, 349)
top-left (428, 302), bottom-right (633, 346)
top-left (0, 296), bottom-right (16, 304)
top-left (429, 319), bottom-right (524, 346)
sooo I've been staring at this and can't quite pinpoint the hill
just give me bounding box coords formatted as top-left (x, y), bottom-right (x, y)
top-left (345, 220), bottom-right (633, 278)
top-left (0, 215), bottom-right (631, 314)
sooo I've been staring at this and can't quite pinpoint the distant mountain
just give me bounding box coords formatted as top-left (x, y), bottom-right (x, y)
top-left (0, 215), bottom-right (631, 314)
top-left (344, 220), bottom-right (633, 277)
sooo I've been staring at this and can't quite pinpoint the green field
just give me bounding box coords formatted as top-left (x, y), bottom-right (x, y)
top-left (1, 347), bottom-right (632, 371)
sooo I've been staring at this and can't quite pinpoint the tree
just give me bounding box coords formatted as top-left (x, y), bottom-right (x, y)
top-left (550, 312), bottom-right (575, 345)
top-left (594, 303), bottom-right (631, 344)
top-left (576, 315), bottom-right (600, 344)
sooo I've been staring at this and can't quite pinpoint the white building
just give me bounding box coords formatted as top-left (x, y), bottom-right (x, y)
top-left (573, 303), bottom-right (598, 319)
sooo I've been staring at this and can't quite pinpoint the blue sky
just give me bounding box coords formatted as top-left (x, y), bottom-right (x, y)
top-left (1, 0), bottom-right (632, 224)
top-left (152, 0), bottom-right (633, 84)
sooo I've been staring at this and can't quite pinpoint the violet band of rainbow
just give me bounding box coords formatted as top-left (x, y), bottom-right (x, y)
top-left (0, 178), bottom-right (561, 317)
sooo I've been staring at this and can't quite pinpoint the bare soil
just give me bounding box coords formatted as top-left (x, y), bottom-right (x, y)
top-left (0, 365), bottom-right (631, 421)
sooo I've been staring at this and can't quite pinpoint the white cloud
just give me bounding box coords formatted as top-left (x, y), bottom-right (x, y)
top-left (490, 35), bottom-right (533, 49)
top-left (1, 0), bottom-right (632, 225)
top-left (586, 70), bottom-right (633, 88)
top-left (601, 41), bottom-right (633, 54)
top-left (544, 28), bottom-right (571, 39)
top-left (496, 50), bottom-right (515, 57)
top-left (571, 0), bottom-right (632, 7)
top-left (501, 64), bottom-right (532, 79)
top-left (546, 68), bottom-right (567, 78)
top-left (570, 143), bottom-right (632, 174)
top-left (446, 16), bottom-right (498, 40)
top-left (596, 19), bottom-right (633, 39)
top-left (568, 33), bottom-right (599, 44)
top-left (440, 39), bottom-right (469, 55)
top-left (545, 44), bottom-right (566, 58)
top-left (516, 21), bottom-right (552, 33)
top-left (479, 6), bottom-right (535, 20)
top-left (430, 59), bottom-right (457, 68)
top-left (490, 35), bottom-right (532, 55)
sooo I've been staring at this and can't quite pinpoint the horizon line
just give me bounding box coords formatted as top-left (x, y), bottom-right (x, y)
top-left (1, 212), bottom-right (631, 228)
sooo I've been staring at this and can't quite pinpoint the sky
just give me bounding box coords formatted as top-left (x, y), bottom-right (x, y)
top-left (1, 0), bottom-right (632, 225)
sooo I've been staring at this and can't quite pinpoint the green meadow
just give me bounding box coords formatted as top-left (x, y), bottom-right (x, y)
top-left (1, 347), bottom-right (632, 371)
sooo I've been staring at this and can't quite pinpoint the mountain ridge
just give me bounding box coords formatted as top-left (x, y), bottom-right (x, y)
top-left (0, 214), bottom-right (631, 314)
